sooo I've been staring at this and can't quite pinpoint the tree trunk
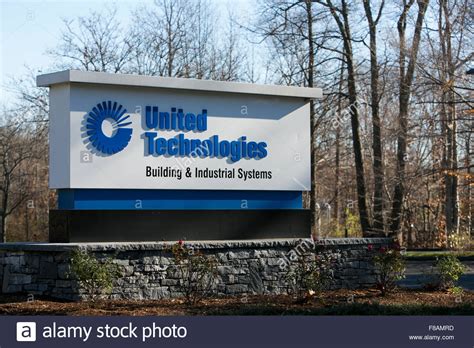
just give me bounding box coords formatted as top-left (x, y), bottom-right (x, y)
top-left (0, 213), bottom-right (4, 243)
top-left (341, 2), bottom-right (372, 235)
top-left (0, 179), bottom-right (8, 243)
top-left (467, 136), bottom-right (472, 238)
top-left (306, 0), bottom-right (317, 238)
top-left (363, 0), bottom-right (385, 236)
top-left (439, 0), bottom-right (458, 237)
top-left (334, 62), bottom-right (343, 224)
top-left (390, 0), bottom-right (429, 235)
top-left (325, 0), bottom-right (372, 235)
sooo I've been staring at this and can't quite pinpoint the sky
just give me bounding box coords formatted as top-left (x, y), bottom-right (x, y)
top-left (0, 0), bottom-right (255, 106)
top-left (0, 1), bottom-right (124, 103)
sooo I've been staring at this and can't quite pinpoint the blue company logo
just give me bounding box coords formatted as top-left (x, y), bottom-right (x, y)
top-left (85, 101), bottom-right (133, 155)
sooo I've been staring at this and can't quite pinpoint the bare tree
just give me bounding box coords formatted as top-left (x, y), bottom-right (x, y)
top-left (250, 1), bottom-right (317, 235)
top-left (420, 0), bottom-right (473, 238)
top-left (363, 0), bottom-right (385, 235)
top-left (0, 114), bottom-right (46, 242)
top-left (128, 0), bottom-right (245, 80)
top-left (317, 0), bottom-right (373, 236)
top-left (4, 0), bottom-right (471, 246)
top-left (49, 6), bottom-right (132, 73)
top-left (390, 0), bottom-right (430, 235)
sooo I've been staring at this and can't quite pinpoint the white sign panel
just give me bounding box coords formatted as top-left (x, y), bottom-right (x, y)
top-left (40, 71), bottom-right (318, 191)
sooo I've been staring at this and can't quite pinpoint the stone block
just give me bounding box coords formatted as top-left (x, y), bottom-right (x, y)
top-left (136, 277), bottom-right (149, 285)
top-left (37, 279), bottom-right (54, 286)
top-left (134, 263), bottom-right (148, 272)
top-left (358, 275), bottom-right (376, 284)
top-left (24, 254), bottom-right (40, 269)
top-left (227, 252), bottom-right (238, 260)
top-left (236, 251), bottom-right (250, 259)
top-left (226, 284), bottom-right (248, 294)
top-left (359, 261), bottom-right (371, 269)
top-left (39, 261), bottom-right (57, 279)
top-left (250, 250), bottom-right (262, 258)
top-left (155, 257), bottom-right (170, 266)
top-left (161, 279), bottom-right (178, 286)
top-left (23, 284), bottom-right (39, 291)
top-left (347, 261), bottom-right (359, 268)
top-left (113, 259), bottom-right (130, 267)
top-left (57, 264), bottom-right (70, 279)
top-left (37, 284), bottom-right (49, 292)
top-left (217, 265), bottom-right (233, 275)
top-left (341, 268), bottom-right (359, 276)
top-left (236, 274), bottom-right (251, 284)
top-left (6, 284), bottom-right (22, 293)
top-left (56, 280), bottom-right (72, 288)
top-left (54, 252), bottom-right (70, 262)
top-left (267, 258), bottom-right (281, 266)
top-left (20, 266), bottom-right (38, 275)
top-left (5, 257), bottom-right (20, 272)
top-left (142, 257), bottom-right (154, 265)
top-left (40, 255), bottom-right (54, 263)
top-left (143, 287), bottom-right (170, 299)
top-left (122, 265), bottom-right (135, 276)
top-left (9, 274), bottom-right (32, 285)
top-left (248, 259), bottom-right (266, 269)
top-left (144, 264), bottom-right (167, 272)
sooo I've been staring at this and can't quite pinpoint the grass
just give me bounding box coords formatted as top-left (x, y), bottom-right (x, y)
top-left (404, 250), bottom-right (474, 260)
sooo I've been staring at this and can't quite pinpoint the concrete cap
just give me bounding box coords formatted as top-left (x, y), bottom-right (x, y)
top-left (36, 70), bottom-right (323, 99)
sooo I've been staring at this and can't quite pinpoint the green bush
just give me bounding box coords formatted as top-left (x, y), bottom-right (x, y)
top-left (372, 243), bottom-right (406, 296)
top-left (325, 209), bottom-right (363, 238)
top-left (435, 255), bottom-right (466, 290)
top-left (69, 250), bottom-right (121, 301)
top-left (168, 241), bottom-right (218, 305)
top-left (448, 286), bottom-right (464, 297)
top-left (284, 250), bottom-right (339, 302)
top-left (447, 229), bottom-right (471, 251)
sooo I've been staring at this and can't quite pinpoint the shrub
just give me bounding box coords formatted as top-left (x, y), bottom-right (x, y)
top-left (284, 250), bottom-right (339, 302)
top-left (372, 243), bottom-right (406, 296)
top-left (325, 209), bottom-right (363, 238)
top-left (168, 241), bottom-right (218, 305)
top-left (447, 230), bottom-right (471, 251)
top-left (69, 250), bottom-right (121, 301)
top-left (434, 255), bottom-right (466, 290)
top-left (448, 286), bottom-right (464, 298)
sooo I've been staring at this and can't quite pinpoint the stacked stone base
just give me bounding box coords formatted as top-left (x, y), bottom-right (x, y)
top-left (0, 238), bottom-right (391, 300)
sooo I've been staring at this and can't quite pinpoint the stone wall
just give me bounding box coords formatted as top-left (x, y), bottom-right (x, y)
top-left (0, 238), bottom-right (391, 300)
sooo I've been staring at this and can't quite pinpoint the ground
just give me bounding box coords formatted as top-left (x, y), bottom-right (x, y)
top-left (0, 288), bottom-right (472, 316)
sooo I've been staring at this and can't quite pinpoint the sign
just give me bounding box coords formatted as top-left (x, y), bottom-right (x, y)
top-left (38, 70), bottom-right (321, 191)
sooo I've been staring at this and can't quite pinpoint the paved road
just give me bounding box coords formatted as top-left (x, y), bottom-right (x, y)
top-left (398, 260), bottom-right (474, 290)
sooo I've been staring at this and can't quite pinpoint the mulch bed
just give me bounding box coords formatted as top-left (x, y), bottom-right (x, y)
top-left (0, 289), bottom-right (472, 316)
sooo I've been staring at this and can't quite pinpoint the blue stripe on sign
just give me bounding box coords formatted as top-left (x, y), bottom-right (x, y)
top-left (57, 189), bottom-right (303, 210)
